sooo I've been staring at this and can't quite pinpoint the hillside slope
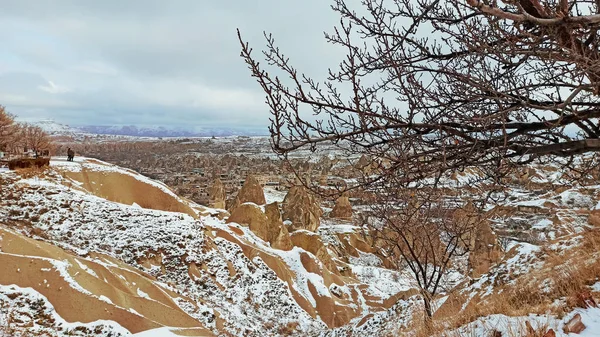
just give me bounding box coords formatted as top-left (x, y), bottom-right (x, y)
top-left (0, 158), bottom-right (408, 336)
top-left (5, 158), bottom-right (600, 336)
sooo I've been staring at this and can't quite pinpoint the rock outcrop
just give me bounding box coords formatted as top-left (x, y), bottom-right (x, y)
top-left (453, 203), bottom-right (502, 278)
top-left (330, 195), bottom-right (352, 220)
top-left (290, 231), bottom-right (338, 273)
top-left (226, 203), bottom-right (269, 242)
top-left (282, 186), bottom-right (323, 232)
top-left (226, 202), bottom-right (293, 250)
top-left (265, 202), bottom-right (293, 250)
top-left (208, 178), bottom-right (226, 209)
top-left (466, 219), bottom-right (502, 277)
top-left (467, 222), bottom-right (502, 277)
top-left (563, 313), bottom-right (586, 334)
top-left (228, 175), bottom-right (266, 212)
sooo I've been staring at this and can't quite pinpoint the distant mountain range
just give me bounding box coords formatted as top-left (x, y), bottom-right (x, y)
top-left (27, 119), bottom-right (268, 138)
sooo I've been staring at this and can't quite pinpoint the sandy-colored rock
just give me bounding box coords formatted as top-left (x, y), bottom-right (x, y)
top-left (63, 167), bottom-right (197, 218)
top-left (290, 231), bottom-right (337, 273)
top-left (589, 209), bottom-right (600, 227)
top-left (468, 221), bottom-right (502, 277)
top-left (455, 203), bottom-right (502, 278)
top-left (226, 203), bottom-right (269, 242)
top-left (354, 155), bottom-right (372, 172)
top-left (282, 186), bottom-right (323, 232)
top-left (330, 195), bottom-right (352, 219)
top-left (0, 228), bottom-right (211, 335)
top-left (208, 178), bottom-right (226, 209)
top-left (265, 202), bottom-right (293, 250)
top-left (563, 313), bottom-right (586, 334)
top-left (212, 229), bottom-right (360, 329)
top-left (228, 175), bottom-right (266, 212)
top-left (226, 202), bottom-right (293, 250)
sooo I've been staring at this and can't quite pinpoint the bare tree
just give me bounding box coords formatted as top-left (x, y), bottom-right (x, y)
top-left (18, 124), bottom-right (51, 158)
top-left (361, 176), bottom-right (481, 320)
top-left (237, 0), bottom-right (564, 320)
top-left (239, 0), bottom-right (600, 185)
top-left (0, 106), bottom-right (16, 153)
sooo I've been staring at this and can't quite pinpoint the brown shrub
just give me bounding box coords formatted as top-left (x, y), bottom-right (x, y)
top-left (277, 322), bottom-right (299, 335)
top-left (409, 229), bottom-right (600, 336)
top-left (8, 158), bottom-right (50, 170)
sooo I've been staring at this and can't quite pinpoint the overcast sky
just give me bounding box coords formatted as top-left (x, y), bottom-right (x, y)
top-left (0, 1), bottom-right (343, 129)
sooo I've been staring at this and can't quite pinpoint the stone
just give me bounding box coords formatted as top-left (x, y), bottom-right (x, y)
top-left (282, 186), bottom-right (323, 232)
top-left (468, 222), bottom-right (502, 277)
top-left (290, 230), bottom-right (337, 273)
top-left (543, 329), bottom-right (556, 337)
top-left (226, 203), bottom-right (269, 242)
top-left (330, 195), bottom-right (352, 220)
top-left (265, 202), bottom-right (293, 250)
top-left (228, 175), bottom-right (266, 212)
top-left (589, 209), bottom-right (600, 227)
top-left (456, 203), bottom-right (502, 278)
top-left (563, 313), bottom-right (586, 334)
top-left (354, 155), bottom-right (372, 172)
top-left (208, 178), bottom-right (226, 209)
top-left (226, 202), bottom-right (292, 250)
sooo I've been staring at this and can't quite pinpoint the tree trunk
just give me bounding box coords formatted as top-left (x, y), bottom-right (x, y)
top-left (423, 292), bottom-right (433, 319)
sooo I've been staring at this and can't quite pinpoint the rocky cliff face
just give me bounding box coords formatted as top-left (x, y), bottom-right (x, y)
top-left (208, 178), bottom-right (226, 209)
top-left (228, 175), bottom-right (266, 212)
top-left (282, 186), bottom-right (323, 232)
top-left (0, 158), bottom-right (407, 336)
top-left (453, 203), bottom-right (502, 278)
top-left (330, 195), bottom-right (353, 220)
top-left (468, 221), bottom-right (502, 278)
top-left (265, 202), bottom-right (293, 250)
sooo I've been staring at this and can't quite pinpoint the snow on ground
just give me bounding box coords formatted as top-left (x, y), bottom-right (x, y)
top-left (264, 187), bottom-right (287, 204)
top-left (0, 168), bottom-right (324, 335)
top-left (5, 156), bottom-right (600, 335)
top-left (449, 307), bottom-right (600, 337)
top-left (351, 263), bottom-right (413, 299)
top-left (50, 157), bottom-right (188, 205)
top-left (0, 284), bottom-right (131, 337)
top-left (532, 219), bottom-right (553, 230)
top-left (1, 163), bottom-right (415, 335)
top-left (132, 327), bottom-right (204, 336)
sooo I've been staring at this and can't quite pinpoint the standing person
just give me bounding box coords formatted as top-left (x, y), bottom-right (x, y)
top-left (67, 148), bottom-right (74, 161)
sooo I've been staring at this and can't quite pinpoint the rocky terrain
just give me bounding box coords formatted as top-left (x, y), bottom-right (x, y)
top-left (2, 153), bottom-right (600, 336)
top-left (0, 158), bottom-right (407, 336)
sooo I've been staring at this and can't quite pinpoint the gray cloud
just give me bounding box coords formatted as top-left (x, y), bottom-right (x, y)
top-left (0, 0), bottom-right (343, 129)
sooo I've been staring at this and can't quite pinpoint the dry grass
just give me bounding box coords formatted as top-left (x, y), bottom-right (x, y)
top-left (7, 158), bottom-right (50, 171)
top-left (16, 166), bottom-right (50, 179)
top-left (406, 229), bottom-right (600, 336)
top-left (0, 311), bottom-right (47, 337)
top-left (277, 322), bottom-right (299, 335)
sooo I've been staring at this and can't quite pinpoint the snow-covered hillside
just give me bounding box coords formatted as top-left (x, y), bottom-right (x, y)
top-left (24, 119), bottom-right (84, 135)
top-left (3, 158), bottom-right (600, 336)
top-left (0, 158), bottom-right (409, 336)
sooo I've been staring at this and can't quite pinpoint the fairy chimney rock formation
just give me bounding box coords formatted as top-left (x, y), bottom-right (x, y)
top-left (226, 202), bottom-right (292, 250)
top-left (282, 185), bottom-right (323, 232)
top-left (453, 203), bottom-right (502, 278)
top-left (208, 178), bottom-right (226, 209)
top-left (265, 202), bottom-right (293, 250)
top-left (228, 175), bottom-right (266, 212)
top-left (330, 195), bottom-right (353, 220)
top-left (226, 203), bottom-right (269, 242)
top-left (468, 220), bottom-right (502, 278)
